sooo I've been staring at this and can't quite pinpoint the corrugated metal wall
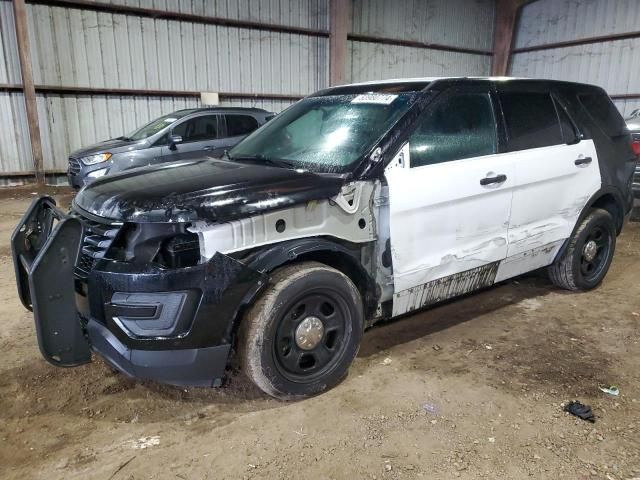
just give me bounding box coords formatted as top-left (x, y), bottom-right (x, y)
top-left (511, 0), bottom-right (640, 117)
top-left (0, 1), bottom-right (32, 174)
top-left (0, 0), bottom-right (329, 177)
top-left (348, 0), bottom-right (495, 82)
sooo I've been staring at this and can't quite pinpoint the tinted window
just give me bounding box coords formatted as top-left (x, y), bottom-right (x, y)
top-left (409, 92), bottom-right (497, 168)
top-left (500, 92), bottom-right (562, 151)
top-left (173, 115), bottom-right (220, 142)
top-left (226, 115), bottom-right (259, 136)
top-left (579, 93), bottom-right (627, 137)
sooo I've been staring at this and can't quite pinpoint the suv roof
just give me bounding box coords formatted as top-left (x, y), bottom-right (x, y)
top-left (318, 76), bottom-right (605, 96)
top-left (173, 107), bottom-right (272, 115)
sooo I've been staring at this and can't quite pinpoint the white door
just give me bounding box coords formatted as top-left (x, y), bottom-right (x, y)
top-left (494, 90), bottom-right (601, 282)
top-left (386, 88), bottom-right (514, 316)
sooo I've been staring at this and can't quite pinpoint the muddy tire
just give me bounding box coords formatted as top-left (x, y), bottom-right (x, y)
top-left (548, 208), bottom-right (616, 291)
top-left (238, 261), bottom-right (363, 400)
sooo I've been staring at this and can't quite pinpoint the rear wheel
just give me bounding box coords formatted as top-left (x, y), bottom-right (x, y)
top-left (238, 261), bottom-right (363, 400)
top-left (548, 208), bottom-right (616, 291)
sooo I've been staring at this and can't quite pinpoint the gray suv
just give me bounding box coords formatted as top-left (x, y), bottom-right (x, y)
top-left (67, 107), bottom-right (274, 188)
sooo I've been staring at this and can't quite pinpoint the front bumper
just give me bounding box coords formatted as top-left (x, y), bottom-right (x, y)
top-left (67, 157), bottom-right (111, 189)
top-left (12, 197), bottom-right (266, 387)
top-left (87, 319), bottom-right (231, 387)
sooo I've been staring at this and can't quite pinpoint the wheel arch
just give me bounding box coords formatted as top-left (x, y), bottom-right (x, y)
top-left (553, 186), bottom-right (626, 263)
top-left (582, 187), bottom-right (626, 234)
top-left (230, 238), bottom-right (378, 337)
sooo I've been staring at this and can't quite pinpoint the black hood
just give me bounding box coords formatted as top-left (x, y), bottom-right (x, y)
top-left (73, 159), bottom-right (345, 223)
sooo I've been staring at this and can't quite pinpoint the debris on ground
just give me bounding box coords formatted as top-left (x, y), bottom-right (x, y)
top-left (432, 344), bottom-right (442, 351)
top-left (381, 357), bottom-right (392, 366)
top-left (129, 436), bottom-right (161, 449)
top-left (563, 401), bottom-right (595, 423)
top-left (422, 403), bottom-right (437, 414)
top-left (599, 386), bottom-right (620, 396)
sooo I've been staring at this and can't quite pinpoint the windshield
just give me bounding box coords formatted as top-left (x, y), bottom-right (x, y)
top-left (229, 93), bottom-right (416, 172)
top-left (127, 110), bottom-right (195, 141)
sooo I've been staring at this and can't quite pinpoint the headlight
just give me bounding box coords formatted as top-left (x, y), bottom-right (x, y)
top-left (81, 152), bottom-right (112, 165)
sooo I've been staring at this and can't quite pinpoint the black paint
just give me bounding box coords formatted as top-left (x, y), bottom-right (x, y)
top-left (74, 158), bottom-right (345, 223)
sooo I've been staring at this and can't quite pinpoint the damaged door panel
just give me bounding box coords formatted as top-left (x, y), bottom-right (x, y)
top-left (385, 85), bottom-right (513, 316)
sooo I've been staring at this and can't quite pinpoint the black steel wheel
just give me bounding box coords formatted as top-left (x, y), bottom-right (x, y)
top-left (274, 291), bottom-right (350, 382)
top-left (239, 261), bottom-right (363, 400)
top-left (549, 208), bottom-right (616, 291)
top-left (579, 224), bottom-right (613, 283)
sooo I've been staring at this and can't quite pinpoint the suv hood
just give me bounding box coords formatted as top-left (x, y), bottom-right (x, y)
top-left (74, 159), bottom-right (345, 223)
top-left (70, 137), bottom-right (147, 158)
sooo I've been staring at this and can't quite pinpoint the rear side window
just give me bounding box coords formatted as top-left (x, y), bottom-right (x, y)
top-left (226, 115), bottom-right (259, 136)
top-left (173, 115), bottom-right (220, 142)
top-left (499, 92), bottom-right (562, 151)
top-left (579, 93), bottom-right (627, 137)
top-left (409, 92), bottom-right (497, 167)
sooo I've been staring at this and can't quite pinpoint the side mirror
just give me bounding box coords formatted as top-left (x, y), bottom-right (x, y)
top-left (169, 135), bottom-right (183, 150)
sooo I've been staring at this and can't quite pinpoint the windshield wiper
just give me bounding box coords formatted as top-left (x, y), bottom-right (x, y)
top-left (228, 153), bottom-right (296, 169)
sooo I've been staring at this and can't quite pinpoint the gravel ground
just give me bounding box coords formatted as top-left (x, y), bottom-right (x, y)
top-left (0, 187), bottom-right (639, 480)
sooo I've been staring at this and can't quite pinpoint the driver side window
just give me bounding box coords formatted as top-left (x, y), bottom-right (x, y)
top-left (410, 92), bottom-right (497, 168)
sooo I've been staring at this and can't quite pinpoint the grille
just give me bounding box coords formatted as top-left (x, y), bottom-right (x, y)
top-left (74, 214), bottom-right (121, 278)
top-left (68, 157), bottom-right (81, 175)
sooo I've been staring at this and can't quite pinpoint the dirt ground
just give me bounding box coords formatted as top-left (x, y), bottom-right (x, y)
top-left (0, 187), bottom-right (639, 480)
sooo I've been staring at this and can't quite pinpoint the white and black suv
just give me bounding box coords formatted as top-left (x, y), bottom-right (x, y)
top-left (12, 78), bottom-right (637, 400)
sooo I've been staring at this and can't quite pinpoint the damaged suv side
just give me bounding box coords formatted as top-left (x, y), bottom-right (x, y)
top-left (12, 78), bottom-right (636, 399)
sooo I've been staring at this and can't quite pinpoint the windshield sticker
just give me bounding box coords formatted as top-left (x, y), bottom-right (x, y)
top-left (351, 93), bottom-right (398, 105)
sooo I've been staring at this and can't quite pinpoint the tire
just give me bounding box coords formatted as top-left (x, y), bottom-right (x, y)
top-left (548, 208), bottom-right (616, 291)
top-left (238, 261), bottom-right (364, 400)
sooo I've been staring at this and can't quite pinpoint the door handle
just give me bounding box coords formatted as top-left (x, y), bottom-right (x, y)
top-left (480, 174), bottom-right (507, 186)
top-left (202, 146), bottom-right (214, 151)
top-left (575, 156), bottom-right (592, 166)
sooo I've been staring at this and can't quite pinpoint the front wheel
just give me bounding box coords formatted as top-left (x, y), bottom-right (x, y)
top-left (548, 208), bottom-right (616, 291)
top-left (238, 261), bottom-right (363, 400)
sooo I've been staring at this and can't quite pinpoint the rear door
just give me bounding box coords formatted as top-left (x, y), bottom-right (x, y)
top-left (494, 87), bottom-right (601, 282)
top-left (162, 113), bottom-right (226, 161)
top-left (385, 85), bottom-right (515, 316)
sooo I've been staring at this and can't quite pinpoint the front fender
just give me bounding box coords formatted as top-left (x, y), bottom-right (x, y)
top-left (228, 238), bottom-right (378, 328)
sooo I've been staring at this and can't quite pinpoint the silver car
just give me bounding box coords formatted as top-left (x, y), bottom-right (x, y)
top-left (67, 107), bottom-right (274, 188)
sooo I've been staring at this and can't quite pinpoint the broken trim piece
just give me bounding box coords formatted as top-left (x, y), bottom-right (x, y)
top-left (392, 262), bottom-right (500, 317)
